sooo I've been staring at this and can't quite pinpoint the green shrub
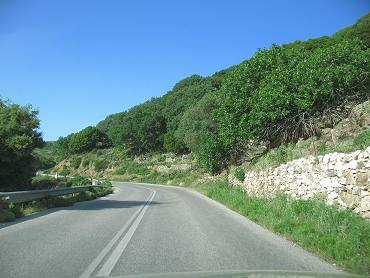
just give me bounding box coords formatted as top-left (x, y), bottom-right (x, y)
top-left (115, 161), bottom-right (150, 176)
top-left (163, 131), bottom-right (188, 154)
top-left (67, 176), bottom-right (90, 186)
top-left (354, 129), bottom-right (370, 149)
top-left (82, 159), bottom-right (90, 167)
top-left (68, 126), bottom-right (112, 154)
top-left (234, 166), bottom-right (245, 182)
top-left (31, 175), bottom-right (58, 189)
top-left (59, 167), bottom-right (70, 176)
top-left (0, 209), bottom-right (15, 222)
top-left (94, 160), bottom-right (109, 172)
top-left (196, 134), bottom-right (227, 174)
top-left (215, 38), bottom-right (369, 171)
top-left (70, 156), bottom-right (82, 169)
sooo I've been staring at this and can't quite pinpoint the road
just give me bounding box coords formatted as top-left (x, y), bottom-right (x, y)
top-left (0, 182), bottom-right (340, 278)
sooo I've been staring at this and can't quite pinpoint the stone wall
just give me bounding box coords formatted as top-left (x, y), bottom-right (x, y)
top-left (229, 147), bottom-right (370, 219)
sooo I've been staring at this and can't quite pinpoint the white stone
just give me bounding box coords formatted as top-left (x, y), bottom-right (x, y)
top-left (345, 160), bottom-right (358, 170)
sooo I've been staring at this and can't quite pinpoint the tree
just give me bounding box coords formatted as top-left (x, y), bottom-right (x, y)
top-left (68, 126), bottom-right (112, 154)
top-left (0, 99), bottom-right (43, 191)
top-left (175, 92), bottom-right (220, 152)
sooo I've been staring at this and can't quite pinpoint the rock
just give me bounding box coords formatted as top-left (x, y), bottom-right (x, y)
top-left (346, 160), bottom-right (358, 170)
top-left (327, 191), bottom-right (339, 205)
top-left (320, 177), bottom-right (332, 188)
top-left (327, 169), bottom-right (336, 177)
top-left (343, 170), bottom-right (356, 185)
top-left (352, 186), bottom-right (361, 195)
top-left (356, 171), bottom-right (368, 186)
top-left (359, 196), bottom-right (370, 212)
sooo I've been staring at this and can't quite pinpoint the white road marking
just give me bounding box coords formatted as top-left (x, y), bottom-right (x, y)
top-left (78, 189), bottom-right (155, 278)
top-left (96, 190), bottom-right (156, 277)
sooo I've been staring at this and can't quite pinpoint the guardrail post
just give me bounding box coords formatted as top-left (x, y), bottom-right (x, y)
top-left (55, 172), bottom-right (58, 179)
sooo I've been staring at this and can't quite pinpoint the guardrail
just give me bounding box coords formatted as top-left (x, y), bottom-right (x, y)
top-left (0, 185), bottom-right (102, 204)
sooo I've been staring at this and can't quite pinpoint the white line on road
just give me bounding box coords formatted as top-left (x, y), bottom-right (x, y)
top-left (96, 190), bottom-right (156, 277)
top-left (78, 189), bottom-right (155, 278)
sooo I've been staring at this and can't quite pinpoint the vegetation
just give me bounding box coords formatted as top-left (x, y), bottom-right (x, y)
top-left (0, 99), bottom-right (43, 191)
top-left (63, 13), bottom-right (370, 174)
top-left (249, 129), bottom-right (370, 171)
top-left (199, 181), bottom-right (370, 275)
top-left (234, 166), bottom-right (245, 182)
top-left (55, 126), bottom-right (112, 156)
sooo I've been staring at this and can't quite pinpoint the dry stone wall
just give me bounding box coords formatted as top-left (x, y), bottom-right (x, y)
top-left (229, 147), bottom-right (370, 219)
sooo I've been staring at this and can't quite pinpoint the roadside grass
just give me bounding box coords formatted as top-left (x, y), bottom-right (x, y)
top-left (197, 181), bottom-right (370, 275)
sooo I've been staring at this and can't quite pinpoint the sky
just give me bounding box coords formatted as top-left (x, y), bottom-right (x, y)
top-left (0, 1), bottom-right (369, 141)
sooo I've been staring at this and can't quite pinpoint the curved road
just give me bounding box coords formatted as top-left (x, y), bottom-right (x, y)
top-left (0, 182), bottom-right (339, 278)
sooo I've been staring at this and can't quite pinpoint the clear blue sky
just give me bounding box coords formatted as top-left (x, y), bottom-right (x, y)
top-left (0, 0), bottom-right (369, 141)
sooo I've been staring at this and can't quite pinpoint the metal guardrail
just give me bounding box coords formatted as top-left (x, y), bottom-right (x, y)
top-left (0, 185), bottom-right (102, 204)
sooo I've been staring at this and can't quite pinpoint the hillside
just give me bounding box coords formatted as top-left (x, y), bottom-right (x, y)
top-left (46, 12), bottom-right (370, 174)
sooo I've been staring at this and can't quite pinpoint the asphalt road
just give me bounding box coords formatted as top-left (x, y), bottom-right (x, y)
top-left (0, 182), bottom-right (340, 278)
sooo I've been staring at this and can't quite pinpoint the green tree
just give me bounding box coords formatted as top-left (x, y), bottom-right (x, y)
top-left (0, 99), bottom-right (43, 191)
top-left (68, 126), bottom-right (112, 154)
top-left (176, 92), bottom-right (220, 152)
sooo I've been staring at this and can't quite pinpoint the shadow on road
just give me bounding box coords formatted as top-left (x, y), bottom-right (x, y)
top-left (71, 199), bottom-right (163, 210)
top-left (0, 198), bottom-right (164, 230)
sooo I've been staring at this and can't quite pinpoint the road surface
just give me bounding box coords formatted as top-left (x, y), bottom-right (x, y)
top-left (0, 182), bottom-right (340, 278)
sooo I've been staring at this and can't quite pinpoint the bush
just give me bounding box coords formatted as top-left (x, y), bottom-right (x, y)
top-left (216, 39), bottom-right (369, 168)
top-left (70, 156), bottom-right (82, 169)
top-left (94, 159), bottom-right (109, 172)
top-left (195, 134), bottom-right (227, 174)
top-left (59, 167), bottom-right (70, 176)
top-left (82, 159), bottom-right (90, 167)
top-left (234, 166), bottom-right (245, 182)
top-left (115, 162), bottom-right (150, 176)
top-left (354, 129), bottom-right (370, 149)
top-left (0, 209), bottom-right (15, 222)
top-left (31, 176), bottom-right (58, 189)
top-left (163, 131), bottom-right (188, 154)
top-left (0, 99), bottom-right (43, 191)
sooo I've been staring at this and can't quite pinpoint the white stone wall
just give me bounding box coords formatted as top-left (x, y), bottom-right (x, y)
top-left (229, 147), bottom-right (370, 219)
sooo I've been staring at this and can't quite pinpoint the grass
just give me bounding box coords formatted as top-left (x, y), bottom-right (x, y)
top-left (196, 181), bottom-right (370, 275)
top-left (250, 129), bottom-right (370, 171)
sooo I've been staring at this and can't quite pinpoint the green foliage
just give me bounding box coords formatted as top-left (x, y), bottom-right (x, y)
top-left (120, 101), bottom-right (166, 154)
top-left (163, 131), bottom-right (188, 154)
top-left (59, 167), bottom-right (70, 176)
top-left (70, 156), bottom-right (82, 169)
top-left (333, 12), bottom-right (370, 47)
top-left (115, 161), bottom-right (150, 176)
top-left (33, 144), bottom-right (56, 170)
top-left (234, 166), bottom-right (245, 182)
top-left (354, 129), bottom-right (370, 149)
top-left (203, 181), bottom-right (370, 274)
top-left (218, 39), bottom-right (369, 148)
top-left (0, 99), bottom-right (43, 191)
top-left (96, 75), bottom-right (222, 155)
top-left (195, 133), bottom-right (226, 174)
top-left (31, 175), bottom-right (59, 189)
top-left (68, 126), bottom-right (112, 154)
top-left (176, 92), bottom-right (220, 152)
top-left (94, 159), bottom-right (109, 172)
top-left (82, 159), bottom-right (90, 167)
